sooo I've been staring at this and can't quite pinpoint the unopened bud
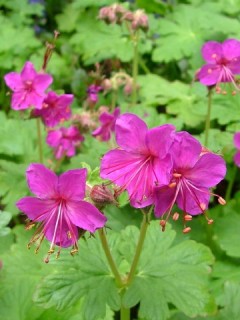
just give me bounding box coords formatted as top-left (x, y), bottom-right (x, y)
top-left (183, 227), bottom-right (191, 234)
top-left (90, 184), bottom-right (117, 208)
top-left (102, 79), bottom-right (112, 91)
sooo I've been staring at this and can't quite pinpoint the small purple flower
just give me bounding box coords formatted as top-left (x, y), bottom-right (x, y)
top-left (16, 164), bottom-right (107, 261)
top-left (233, 132), bottom-right (240, 166)
top-left (197, 39), bottom-right (240, 94)
top-left (46, 126), bottom-right (84, 159)
top-left (34, 91), bottom-right (73, 127)
top-left (100, 113), bottom-right (175, 208)
top-left (153, 132), bottom-right (226, 232)
top-left (87, 84), bottom-right (102, 104)
top-left (4, 61), bottom-right (52, 110)
top-left (92, 107), bottom-right (120, 141)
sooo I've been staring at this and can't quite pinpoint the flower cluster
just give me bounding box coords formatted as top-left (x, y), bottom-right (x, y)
top-left (4, 61), bottom-right (84, 160)
top-left (46, 126), bottom-right (84, 159)
top-left (17, 164), bottom-right (107, 262)
top-left (197, 39), bottom-right (240, 94)
top-left (100, 113), bottom-right (226, 231)
top-left (99, 4), bottom-right (148, 31)
top-left (92, 107), bottom-right (120, 141)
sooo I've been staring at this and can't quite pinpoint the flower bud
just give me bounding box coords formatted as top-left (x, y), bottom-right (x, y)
top-left (90, 184), bottom-right (117, 208)
top-left (102, 78), bottom-right (112, 92)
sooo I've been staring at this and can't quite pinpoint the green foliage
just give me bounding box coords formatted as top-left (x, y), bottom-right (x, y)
top-left (121, 222), bottom-right (215, 320)
top-left (33, 232), bottom-right (121, 320)
top-left (213, 194), bottom-right (240, 258)
top-left (1, 0), bottom-right (240, 319)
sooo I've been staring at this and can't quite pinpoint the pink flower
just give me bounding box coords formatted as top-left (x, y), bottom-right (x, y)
top-left (100, 113), bottom-right (175, 208)
top-left (46, 126), bottom-right (84, 159)
top-left (197, 39), bottom-right (240, 94)
top-left (16, 164), bottom-right (107, 261)
top-left (233, 132), bottom-right (240, 166)
top-left (34, 91), bottom-right (73, 127)
top-left (92, 107), bottom-right (120, 141)
top-left (4, 61), bottom-right (53, 110)
top-left (153, 132), bottom-right (226, 231)
top-left (87, 84), bottom-right (102, 104)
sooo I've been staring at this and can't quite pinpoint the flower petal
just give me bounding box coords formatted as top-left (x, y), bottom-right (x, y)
top-left (171, 131), bottom-right (202, 169)
top-left (46, 130), bottom-right (63, 147)
top-left (16, 196), bottom-right (56, 221)
top-left (20, 61), bottom-right (37, 81)
top-left (177, 184), bottom-right (210, 215)
top-left (26, 163), bottom-right (58, 198)
top-left (234, 151), bottom-right (240, 167)
top-left (222, 39), bottom-right (240, 60)
top-left (184, 153), bottom-right (226, 188)
top-left (234, 132), bottom-right (240, 149)
top-left (146, 124), bottom-right (175, 157)
top-left (44, 215), bottom-right (78, 248)
top-left (197, 64), bottom-right (221, 86)
top-left (201, 41), bottom-right (222, 63)
top-left (66, 200), bottom-right (107, 233)
top-left (4, 72), bottom-right (23, 91)
top-left (115, 113), bottom-right (148, 153)
top-left (153, 185), bottom-right (176, 217)
top-left (34, 74), bottom-right (53, 93)
top-left (58, 168), bottom-right (87, 201)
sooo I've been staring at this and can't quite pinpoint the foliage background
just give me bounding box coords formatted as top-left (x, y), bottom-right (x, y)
top-left (1, 0), bottom-right (240, 319)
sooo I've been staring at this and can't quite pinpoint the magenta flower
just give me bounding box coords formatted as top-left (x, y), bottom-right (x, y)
top-left (197, 39), bottom-right (240, 94)
top-left (34, 91), bottom-right (73, 127)
top-left (16, 164), bottom-right (107, 261)
top-left (4, 61), bottom-right (53, 110)
top-left (233, 132), bottom-right (240, 166)
top-left (87, 84), bottom-right (102, 103)
top-left (153, 132), bottom-right (226, 231)
top-left (100, 113), bottom-right (175, 208)
top-left (92, 107), bottom-right (120, 141)
top-left (46, 126), bottom-right (84, 159)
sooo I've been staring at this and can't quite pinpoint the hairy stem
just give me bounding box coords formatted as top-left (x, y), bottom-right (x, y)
top-left (98, 228), bottom-right (122, 286)
top-left (36, 118), bottom-right (43, 163)
top-left (204, 88), bottom-right (213, 147)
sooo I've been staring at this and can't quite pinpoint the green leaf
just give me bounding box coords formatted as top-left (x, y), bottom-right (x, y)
top-left (216, 282), bottom-right (240, 320)
top-left (34, 233), bottom-right (121, 320)
top-left (213, 195), bottom-right (240, 258)
top-left (138, 74), bottom-right (205, 127)
top-left (0, 161), bottom-right (28, 215)
top-left (0, 226), bottom-right (54, 320)
top-left (121, 222), bottom-right (215, 320)
top-left (0, 211), bottom-right (11, 236)
top-left (152, 4), bottom-right (240, 63)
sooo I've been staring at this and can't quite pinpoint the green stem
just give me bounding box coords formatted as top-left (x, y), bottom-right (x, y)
top-left (204, 88), bottom-right (213, 147)
top-left (131, 31), bottom-right (139, 106)
top-left (98, 228), bottom-right (122, 286)
top-left (120, 300), bottom-right (130, 320)
top-left (226, 165), bottom-right (238, 202)
top-left (127, 207), bottom-right (152, 285)
top-left (139, 57), bottom-right (150, 74)
top-left (36, 118), bottom-right (43, 163)
top-left (111, 90), bottom-right (117, 112)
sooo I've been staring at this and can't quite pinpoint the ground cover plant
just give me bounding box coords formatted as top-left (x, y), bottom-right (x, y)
top-left (1, 1), bottom-right (240, 319)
